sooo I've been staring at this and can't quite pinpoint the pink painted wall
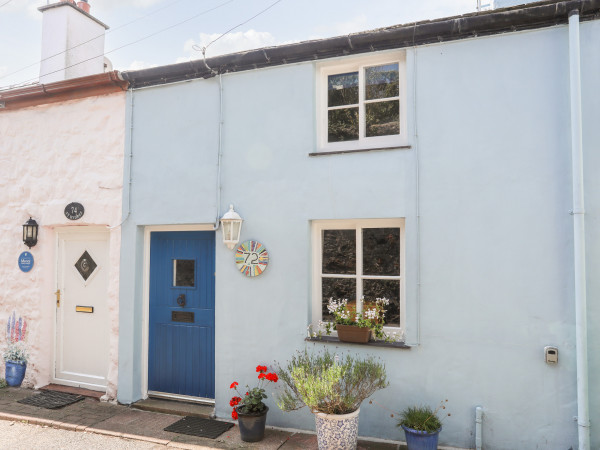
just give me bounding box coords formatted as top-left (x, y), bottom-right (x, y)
top-left (0, 92), bottom-right (125, 397)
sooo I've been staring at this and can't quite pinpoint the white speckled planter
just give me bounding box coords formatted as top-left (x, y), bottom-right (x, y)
top-left (314, 408), bottom-right (360, 450)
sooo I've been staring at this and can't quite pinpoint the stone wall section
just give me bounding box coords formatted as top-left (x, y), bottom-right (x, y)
top-left (0, 92), bottom-right (125, 398)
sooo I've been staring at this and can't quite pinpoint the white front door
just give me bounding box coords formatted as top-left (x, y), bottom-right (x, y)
top-left (55, 230), bottom-right (109, 390)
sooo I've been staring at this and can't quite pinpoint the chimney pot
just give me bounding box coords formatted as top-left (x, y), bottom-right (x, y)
top-left (77, 1), bottom-right (90, 13)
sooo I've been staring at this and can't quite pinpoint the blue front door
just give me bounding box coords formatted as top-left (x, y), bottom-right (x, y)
top-left (148, 231), bottom-right (215, 399)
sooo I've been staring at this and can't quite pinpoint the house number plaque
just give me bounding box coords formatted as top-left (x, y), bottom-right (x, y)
top-left (64, 202), bottom-right (84, 220)
top-left (235, 240), bottom-right (269, 277)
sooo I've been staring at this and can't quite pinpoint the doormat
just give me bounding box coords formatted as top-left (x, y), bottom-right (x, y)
top-left (164, 416), bottom-right (233, 439)
top-left (18, 391), bottom-right (84, 409)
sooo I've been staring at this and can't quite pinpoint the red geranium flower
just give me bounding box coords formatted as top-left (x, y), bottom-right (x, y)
top-left (256, 365), bottom-right (267, 373)
top-left (258, 373), bottom-right (266, 379)
top-left (230, 382), bottom-right (238, 389)
top-left (232, 410), bottom-right (238, 420)
top-left (265, 372), bottom-right (278, 382)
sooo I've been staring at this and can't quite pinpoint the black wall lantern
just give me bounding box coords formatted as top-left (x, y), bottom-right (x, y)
top-left (22, 217), bottom-right (39, 248)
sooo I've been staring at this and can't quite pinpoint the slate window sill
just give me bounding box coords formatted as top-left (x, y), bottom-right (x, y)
top-left (309, 145), bottom-right (412, 157)
top-left (305, 336), bottom-right (411, 349)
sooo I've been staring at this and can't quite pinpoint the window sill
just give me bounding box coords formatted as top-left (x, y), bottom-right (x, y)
top-left (309, 145), bottom-right (411, 157)
top-left (305, 336), bottom-right (411, 349)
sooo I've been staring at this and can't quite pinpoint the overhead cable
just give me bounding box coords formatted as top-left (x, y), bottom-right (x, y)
top-left (0, 0), bottom-right (236, 89)
top-left (0, 0), bottom-right (205, 81)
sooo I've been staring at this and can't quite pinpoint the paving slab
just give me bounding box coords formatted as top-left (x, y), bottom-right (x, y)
top-left (0, 388), bottom-right (410, 449)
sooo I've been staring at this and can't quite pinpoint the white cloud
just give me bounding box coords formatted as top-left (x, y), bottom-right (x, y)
top-left (314, 14), bottom-right (369, 37)
top-left (179, 30), bottom-right (291, 61)
top-left (93, 0), bottom-right (163, 13)
top-left (11, 0), bottom-right (162, 18)
top-left (127, 60), bottom-right (157, 70)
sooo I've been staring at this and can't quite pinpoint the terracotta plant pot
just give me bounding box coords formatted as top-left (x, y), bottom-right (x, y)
top-left (335, 324), bottom-right (371, 343)
top-left (237, 405), bottom-right (268, 442)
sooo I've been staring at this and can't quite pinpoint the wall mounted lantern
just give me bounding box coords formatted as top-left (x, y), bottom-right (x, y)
top-left (220, 205), bottom-right (243, 250)
top-left (22, 217), bottom-right (39, 249)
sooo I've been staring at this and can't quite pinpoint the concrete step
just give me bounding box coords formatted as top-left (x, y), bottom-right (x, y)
top-left (131, 397), bottom-right (214, 418)
top-left (39, 384), bottom-right (103, 400)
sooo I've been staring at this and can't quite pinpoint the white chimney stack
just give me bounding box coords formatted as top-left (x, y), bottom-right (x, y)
top-left (38, 0), bottom-right (109, 83)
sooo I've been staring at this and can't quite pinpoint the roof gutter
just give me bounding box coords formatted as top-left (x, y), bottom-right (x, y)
top-left (0, 71), bottom-right (128, 111)
top-left (122, 0), bottom-right (600, 88)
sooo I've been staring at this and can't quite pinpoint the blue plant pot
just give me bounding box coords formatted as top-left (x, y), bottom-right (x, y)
top-left (5, 360), bottom-right (26, 387)
top-left (401, 425), bottom-right (441, 450)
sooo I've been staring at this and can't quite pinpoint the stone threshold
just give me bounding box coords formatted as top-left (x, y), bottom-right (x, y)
top-left (39, 384), bottom-right (104, 400)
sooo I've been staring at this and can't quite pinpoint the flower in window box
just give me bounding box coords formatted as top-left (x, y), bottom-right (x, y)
top-left (325, 297), bottom-right (390, 342)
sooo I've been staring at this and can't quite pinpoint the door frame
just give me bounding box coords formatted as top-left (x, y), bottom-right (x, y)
top-left (141, 224), bottom-right (216, 401)
top-left (53, 226), bottom-right (110, 390)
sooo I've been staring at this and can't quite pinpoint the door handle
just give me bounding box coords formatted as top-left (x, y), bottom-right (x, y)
top-left (55, 289), bottom-right (61, 308)
top-left (177, 294), bottom-right (186, 307)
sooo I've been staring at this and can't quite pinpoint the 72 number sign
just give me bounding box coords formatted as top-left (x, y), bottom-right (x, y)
top-left (235, 240), bottom-right (269, 277)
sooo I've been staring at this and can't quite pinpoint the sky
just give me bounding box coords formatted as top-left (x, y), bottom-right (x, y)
top-left (0, 0), bottom-right (481, 89)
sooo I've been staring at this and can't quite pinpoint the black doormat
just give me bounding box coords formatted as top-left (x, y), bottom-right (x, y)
top-left (18, 391), bottom-right (84, 409)
top-left (164, 416), bottom-right (233, 439)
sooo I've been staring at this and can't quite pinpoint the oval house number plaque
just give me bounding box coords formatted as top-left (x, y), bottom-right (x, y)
top-left (235, 240), bottom-right (269, 277)
top-left (64, 202), bottom-right (84, 220)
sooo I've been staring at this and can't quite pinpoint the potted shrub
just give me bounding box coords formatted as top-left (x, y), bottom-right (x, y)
top-left (324, 297), bottom-right (390, 343)
top-left (398, 401), bottom-right (449, 450)
top-left (276, 349), bottom-right (388, 450)
top-left (229, 365), bottom-right (278, 442)
top-left (3, 341), bottom-right (28, 387)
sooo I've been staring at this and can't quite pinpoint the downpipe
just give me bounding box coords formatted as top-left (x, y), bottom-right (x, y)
top-left (475, 406), bottom-right (483, 450)
top-left (568, 9), bottom-right (590, 450)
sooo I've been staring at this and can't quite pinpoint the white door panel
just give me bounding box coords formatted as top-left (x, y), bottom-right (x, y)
top-left (55, 231), bottom-right (109, 389)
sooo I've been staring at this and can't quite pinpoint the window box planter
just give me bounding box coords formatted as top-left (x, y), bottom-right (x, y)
top-left (335, 324), bottom-right (371, 343)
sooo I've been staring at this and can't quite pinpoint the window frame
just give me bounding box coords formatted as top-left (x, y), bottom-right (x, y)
top-left (316, 52), bottom-right (408, 153)
top-left (311, 218), bottom-right (406, 338)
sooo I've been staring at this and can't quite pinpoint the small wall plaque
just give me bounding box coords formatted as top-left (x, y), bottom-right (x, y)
top-left (64, 202), bottom-right (84, 220)
top-left (172, 311), bottom-right (194, 323)
top-left (76, 306), bottom-right (94, 313)
top-left (235, 240), bottom-right (269, 277)
top-left (18, 251), bottom-right (34, 273)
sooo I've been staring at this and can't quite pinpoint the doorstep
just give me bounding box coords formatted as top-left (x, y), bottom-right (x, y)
top-left (132, 397), bottom-right (214, 418)
top-left (39, 384), bottom-right (104, 400)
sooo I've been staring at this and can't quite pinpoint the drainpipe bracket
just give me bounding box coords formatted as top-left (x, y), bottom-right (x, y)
top-left (569, 209), bottom-right (585, 215)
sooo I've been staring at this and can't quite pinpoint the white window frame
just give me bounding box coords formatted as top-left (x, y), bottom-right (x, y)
top-left (311, 218), bottom-right (406, 337)
top-left (316, 52), bottom-right (408, 152)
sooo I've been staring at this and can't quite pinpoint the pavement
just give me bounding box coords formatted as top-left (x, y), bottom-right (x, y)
top-left (0, 387), bottom-right (404, 449)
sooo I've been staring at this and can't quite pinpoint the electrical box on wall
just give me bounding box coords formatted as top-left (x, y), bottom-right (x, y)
top-left (544, 346), bottom-right (558, 364)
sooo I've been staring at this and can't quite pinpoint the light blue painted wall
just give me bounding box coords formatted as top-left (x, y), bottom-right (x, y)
top-left (118, 21), bottom-right (600, 449)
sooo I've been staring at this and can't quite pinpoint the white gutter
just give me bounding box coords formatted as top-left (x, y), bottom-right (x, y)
top-left (568, 9), bottom-right (590, 450)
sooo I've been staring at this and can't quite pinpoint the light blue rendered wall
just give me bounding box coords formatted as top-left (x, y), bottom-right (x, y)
top-left (118, 21), bottom-right (599, 449)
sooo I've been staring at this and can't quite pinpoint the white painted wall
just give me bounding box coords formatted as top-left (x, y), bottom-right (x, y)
top-left (0, 92), bottom-right (125, 397)
top-left (39, 4), bottom-right (106, 83)
top-left (118, 20), bottom-right (600, 449)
